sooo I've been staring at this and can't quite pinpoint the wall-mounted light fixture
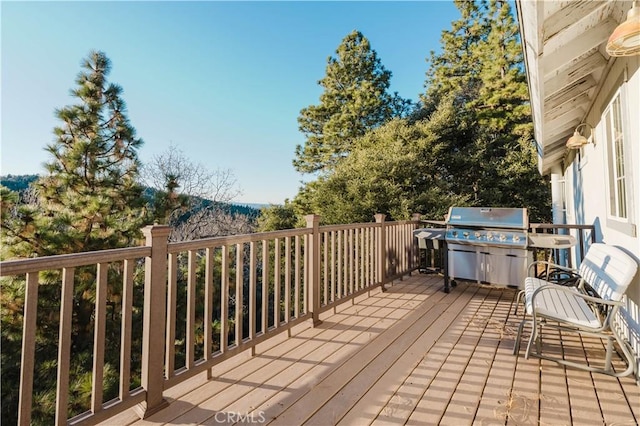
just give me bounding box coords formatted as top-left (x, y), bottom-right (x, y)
top-left (606, 0), bottom-right (640, 56)
top-left (566, 123), bottom-right (594, 149)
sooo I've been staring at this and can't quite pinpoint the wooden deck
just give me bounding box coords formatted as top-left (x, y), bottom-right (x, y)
top-left (105, 273), bottom-right (639, 426)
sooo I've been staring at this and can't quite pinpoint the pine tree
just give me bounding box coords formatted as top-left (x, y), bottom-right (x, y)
top-left (421, 0), bottom-right (550, 221)
top-left (293, 30), bottom-right (412, 174)
top-left (421, 0), bottom-right (487, 113)
top-left (1, 50), bottom-right (147, 425)
top-left (3, 51), bottom-right (146, 258)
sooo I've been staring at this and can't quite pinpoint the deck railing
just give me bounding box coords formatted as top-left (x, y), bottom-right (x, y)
top-left (3, 215), bottom-right (595, 425)
top-left (528, 223), bottom-right (596, 269)
top-left (0, 214), bottom-right (421, 425)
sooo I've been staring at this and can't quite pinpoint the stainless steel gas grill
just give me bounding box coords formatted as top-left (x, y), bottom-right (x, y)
top-left (445, 207), bottom-right (532, 291)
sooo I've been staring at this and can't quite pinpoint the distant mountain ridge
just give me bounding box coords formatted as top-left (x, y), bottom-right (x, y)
top-left (1, 174), bottom-right (265, 213)
top-left (0, 174), bottom-right (39, 192)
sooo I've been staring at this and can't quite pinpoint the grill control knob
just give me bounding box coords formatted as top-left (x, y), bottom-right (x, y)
top-left (463, 231), bottom-right (470, 238)
top-left (474, 232), bottom-right (481, 239)
top-left (499, 234), bottom-right (507, 241)
top-left (487, 232), bottom-right (494, 240)
top-left (513, 234), bottom-right (520, 242)
top-left (452, 230), bottom-right (458, 237)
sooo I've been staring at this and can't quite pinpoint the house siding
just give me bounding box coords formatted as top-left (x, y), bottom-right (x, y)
top-left (563, 56), bottom-right (640, 378)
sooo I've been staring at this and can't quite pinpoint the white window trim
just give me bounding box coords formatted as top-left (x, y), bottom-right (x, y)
top-left (603, 85), bottom-right (636, 237)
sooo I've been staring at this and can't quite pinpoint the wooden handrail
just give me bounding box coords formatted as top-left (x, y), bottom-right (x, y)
top-left (528, 222), bottom-right (596, 269)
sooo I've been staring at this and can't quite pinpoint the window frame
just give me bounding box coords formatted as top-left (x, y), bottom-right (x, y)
top-left (602, 85), bottom-right (636, 236)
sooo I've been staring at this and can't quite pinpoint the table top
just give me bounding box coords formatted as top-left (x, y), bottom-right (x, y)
top-left (528, 234), bottom-right (577, 249)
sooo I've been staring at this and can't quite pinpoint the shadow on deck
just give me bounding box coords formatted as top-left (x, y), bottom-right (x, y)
top-left (105, 273), bottom-right (639, 426)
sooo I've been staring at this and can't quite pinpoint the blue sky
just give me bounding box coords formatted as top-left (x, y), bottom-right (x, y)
top-left (2, 1), bottom-right (460, 204)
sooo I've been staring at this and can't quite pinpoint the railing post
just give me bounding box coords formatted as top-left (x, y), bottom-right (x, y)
top-left (411, 213), bottom-right (422, 271)
top-left (306, 214), bottom-right (322, 326)
top-left (136, 225), bottom-right (171, 419)
top-left (375, 214), bottom-right (387, 291)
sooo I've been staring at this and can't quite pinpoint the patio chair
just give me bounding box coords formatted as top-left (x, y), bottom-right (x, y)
top-left (513, 243), bottom-right (638, 377)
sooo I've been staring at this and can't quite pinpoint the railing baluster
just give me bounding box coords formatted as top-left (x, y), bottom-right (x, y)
top-left (375, 214), bottom-right (387, 289)
top-left (303, 234), bottom-right (308, 315)
top-left (249, 241), bottom-right (257, 340)
top-left (274, 238), bottom-right (281, 328)
top-left (364, 228), bottom-right (369, 285)
top-left (356, 228), bottom-right (361, 291)
top-left (366, 228), bottom-right (371, 286)
top-left (166, 253), bottom-right (178, 378)
top-left (331, 231), bottom-right (336, 302)
top-left (337, 231), bottom-right (342, 299)
top-left (294, 235), bottom-right (301, 318)
top-left (401, 224), bottom-right (406, 273)
top-left (221, 245), bottom-right (229, 353)
top-left (18, 272), bottom-right (38, 426)
top-left (55, 267), bottom-right (74, 426)
top-left (349, 229), bottom-right (354, 295)
top-left (186, 250), bottom-right (197, 369)
top-left (370, 227), bottom-right (374, 284)
top-left (92, 262), bottom-right (108, 414)
top-left (119, 260), bottom-right (134, 398)
top-left (261, 240), bottom-right (269, 334)
top-left (403, 223), bottom-right (408, 271)
top-left (284, 236), bottom-right (291, 323)
top-left (393, 225), bottom-right (398, 276)
top-left (235, 243), bottom-right (244, 346)
top-left (393, 224), bottom-right (398, 274)
top-left (363, 228), bottom-right (368, 287)
top-left (204, 247), bottom-right (214, 366)
top-left (323, 232), bottom-right (328, 305)
top-left (343, 230), bottom-right (348, 296)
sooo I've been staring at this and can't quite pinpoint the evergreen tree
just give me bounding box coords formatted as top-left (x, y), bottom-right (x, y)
top-left (1, 50), bottom-right (147, 425)
top-left (293, 30), bottom-right (412, 174)
top-left (421, 0), bottom-right (550, 221)
top-left (256, 201), bottom-right (301, 232)
top-left (421, 0), bottom-right (486, 114)
top-left (296, 106), bottom-right (470, 225)
top-left (2, 50), bottom-right (146, 258)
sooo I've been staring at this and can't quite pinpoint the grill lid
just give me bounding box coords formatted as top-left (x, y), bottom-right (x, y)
top-left (446, 207), bottom-right (528, 229)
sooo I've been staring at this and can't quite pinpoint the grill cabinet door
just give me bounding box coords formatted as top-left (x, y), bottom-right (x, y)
top-left (482, 248), bottom-right (531, 288)
top-left (448, 244), bottom-right (478, 282)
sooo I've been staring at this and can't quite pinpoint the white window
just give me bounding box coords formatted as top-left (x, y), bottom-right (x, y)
top-left (605, 94), bottom-right (627, 218)
top-left (603, 87), bottom-right (635, 235)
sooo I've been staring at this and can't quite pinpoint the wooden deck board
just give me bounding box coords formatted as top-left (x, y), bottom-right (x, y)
top-left (110, 273), bottom-right (639, 426)
top-left (369, 284), bottom-right (480, 425)
top-left (332, 283), bottom-right (480, 425)
top-left (539, 329), bottom-right (573, 426)
top-left (269, 281), bottom-right (452, 425)
top-left (404, 286), bottom-right (491, 425)
top-left (245, 285), bottom-right (435, 425)
top-left (225, 283), bottom-right (439, 425)
top-left (563, 332), bottom-right (604, 425)
top-left (170, 283), bottom-right (427, 425)
top-left (473, 293), bottom-right (520, 425)
top-left (438, 288), bottom-right (512, 425)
